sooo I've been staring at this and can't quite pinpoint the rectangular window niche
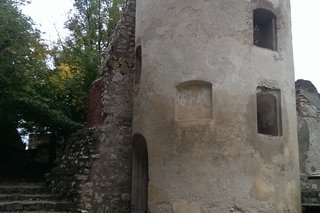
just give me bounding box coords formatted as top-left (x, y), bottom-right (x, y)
top-left (253, 8), bottom-right (277, 51)
top-left (256, 86), bottom-right (282, 136)
top-left (176, 81), bottom-right (212, 121)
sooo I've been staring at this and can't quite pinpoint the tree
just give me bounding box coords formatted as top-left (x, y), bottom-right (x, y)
top-left (0, 0), bottom-right (124, 147)
top-left (0, 0), bottom-right (124, 166)
top-left (0, 0), bottom-right (81, 153)
top-left (0, 0), bottom-right (45, 147)
top-left (51, 0), bottom-right (124, 124)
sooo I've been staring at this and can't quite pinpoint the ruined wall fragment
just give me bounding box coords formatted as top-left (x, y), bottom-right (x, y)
top-left (48, 1), bottom-right (136, 212)
top-left (296, 79), bottom-right (320, 175)
top-left (296, 79), bottom-right (320, 209)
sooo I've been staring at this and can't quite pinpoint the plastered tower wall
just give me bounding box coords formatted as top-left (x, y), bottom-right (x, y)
top-left (134, 0), bottom-right (300, 212)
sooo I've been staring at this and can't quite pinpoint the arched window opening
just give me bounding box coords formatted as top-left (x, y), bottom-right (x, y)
top-left (257, 87), bottom-right (282, 136)
top-left (135, 46), bottom-right (142, 85)
top-left (253, 8), bottom-right (277, 50)
top-left (131, 134), bottom-right (148, 213)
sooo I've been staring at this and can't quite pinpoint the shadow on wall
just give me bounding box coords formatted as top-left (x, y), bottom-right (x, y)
top-left (131, 134), bottom-right (148, 213)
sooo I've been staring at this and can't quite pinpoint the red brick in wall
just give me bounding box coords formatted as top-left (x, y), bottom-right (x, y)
top-left (87, 78), bottom-right (103, 127)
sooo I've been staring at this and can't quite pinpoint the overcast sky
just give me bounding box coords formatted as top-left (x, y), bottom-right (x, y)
top-left (22, 0), bottom-right (73, 42)
top-left (291, 0), bottom-right (320, 90)
top-left (22, 0), bottom-right (320, 91)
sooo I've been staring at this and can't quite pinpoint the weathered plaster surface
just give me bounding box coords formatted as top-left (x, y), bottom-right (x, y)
top-left (50, 0), bottom-right (301, 212)
top-left (135, 0), bottom-right (300, 212)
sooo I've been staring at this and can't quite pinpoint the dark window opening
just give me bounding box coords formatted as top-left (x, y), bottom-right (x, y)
top-left (257, 87), bottom-right (282, 136)
top-left (131, 134), bottom-right (148, 213)
top-left (135, 46), bottom-right (142, 85)
top-left (253, 8), bottom-right (277, 50)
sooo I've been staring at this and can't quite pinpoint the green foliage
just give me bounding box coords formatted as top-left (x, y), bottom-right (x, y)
top-left (107, 0), bottom-right (123, 39)
top-left (0, 0), bottom-right (81, 142)
top-left (0, 0), bottom-right (45, 123)
top-left (0, 0), bottom-right (124, 144)
top-left (51, 0), bottom-right (124, 123)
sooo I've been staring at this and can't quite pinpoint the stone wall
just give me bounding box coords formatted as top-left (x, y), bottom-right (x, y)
top-left (49, 0), bottom-right (319, 212)
top-left (87, 78), bottom-right (104, 128)
top-left (48, 0), bottom-right (136, 212)
top-left (296, 79), bottom-right (320, 176)
top-left (301, 175), bottom-right (320, 204)
top-left (297, 79), bottom-right (320, 209)
top-left (86, 0), bottom-right (135, 211)
top-left (28, 134), bottom-right (50, 150)
top-left (47, 129), bottom-right (100, 201)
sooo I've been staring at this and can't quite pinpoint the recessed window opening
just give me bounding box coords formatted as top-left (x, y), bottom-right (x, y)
top-left (135, 46), bottom-right (142, 85)
top-left (131, 134), bottom-right (148, 213)
top-left (176, 80), bottom-right (212, 121)
top-left (257, 87), bottom-right (282, 136)
top-left (253, 8), bottom-right (277, 50)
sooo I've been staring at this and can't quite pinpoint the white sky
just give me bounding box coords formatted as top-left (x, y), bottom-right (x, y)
top-left (22, 0), bottom-right (320, 91)
top-left (291, 0), bottom-right (320, 91)
top-left (22, 0), bottom-right (74, 42)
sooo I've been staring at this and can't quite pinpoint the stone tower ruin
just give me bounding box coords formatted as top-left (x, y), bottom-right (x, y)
top-left (133, 0), bottom-right (300, 212)
top-left (47, 0), bottom-right (301, 212)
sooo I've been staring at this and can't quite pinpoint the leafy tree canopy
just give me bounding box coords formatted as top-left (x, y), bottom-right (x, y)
top-left (0, 0), bottom-right (124, 146)
top-left (0, 0), bottom-right (81, 144)
top-left (50, 0), bottom-right (124, 124)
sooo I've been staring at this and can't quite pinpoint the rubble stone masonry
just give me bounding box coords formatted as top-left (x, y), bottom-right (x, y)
top-left (48, 0), bottom-right (136, 212)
